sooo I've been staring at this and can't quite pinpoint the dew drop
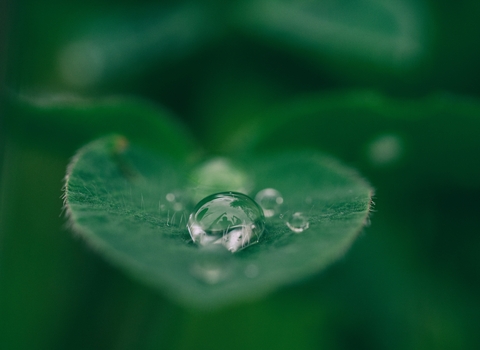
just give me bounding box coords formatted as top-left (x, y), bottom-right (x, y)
top-left (255, 188), bottom-right (284, 218)
top-left (187, 192), bottom-right (265, 253)
top-left (286, 212), bottom-right (310, 233)
top-left (190, 245), bottom-right (232, 284)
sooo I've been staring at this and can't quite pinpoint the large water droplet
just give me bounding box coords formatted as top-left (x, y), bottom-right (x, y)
top-left (255, 188), bottom-right (284, 217)
top-left (187, 192), bottom-right (265, 252)
top-left (286, 212), bottom-right (310, 233)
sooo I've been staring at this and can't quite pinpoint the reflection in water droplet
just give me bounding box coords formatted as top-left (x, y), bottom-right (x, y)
top-left (190, 245), bottom-right (232, 284)
top-left (367, 134), bottom-right (403, 166)
top-left (187, 192), bottom-right (265, 252)
top-left (255, 188), bottom-right (284, 218)
top-left (286, 212), bottom-right (310, 233)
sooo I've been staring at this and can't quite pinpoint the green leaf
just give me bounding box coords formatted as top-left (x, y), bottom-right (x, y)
top-left (53, 3), bottom-right (218, 90)
top-left (233, 0), bottom-right (430, 71)
top-left (2, 93), bottom-right (196, 159)
top-left (8, 2), bottom-right (218, 90)
top-left (64, 135), bottom-right (373, 309)
top-left (215, 90), bottom-right (480, 189)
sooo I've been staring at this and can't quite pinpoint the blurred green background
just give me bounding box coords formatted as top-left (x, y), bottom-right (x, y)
top-left (1, 0), bottom-right (480, 349)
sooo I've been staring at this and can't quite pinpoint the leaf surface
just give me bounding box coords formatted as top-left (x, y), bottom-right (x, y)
top-left (64, 135), bottom-right (373, 308)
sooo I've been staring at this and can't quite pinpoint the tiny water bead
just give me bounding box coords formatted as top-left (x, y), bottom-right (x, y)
top-left (187, 192), bottom-right (265, 253)
top-left (255, 188), bottom-right (284, 218)
top-left (286, 212), bottom-right (310, 233)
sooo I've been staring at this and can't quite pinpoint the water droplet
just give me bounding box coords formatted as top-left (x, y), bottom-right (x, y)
top-left (187, 192), bottom-right (265, 253)
top-left (286, 212), bottom-right (310, 233)
top-left (367, 134), bottom-right (403, 166)
top-left (255, 188), bottom-right (284, 218)
top-left (190, 245), bottom-right (232, 284)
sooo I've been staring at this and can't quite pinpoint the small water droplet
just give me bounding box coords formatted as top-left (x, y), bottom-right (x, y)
top-left (286, 212), bottom-right (310, 233)
top-left (187, 192), bottom-right (265, 253)
top-left (190, 246), bottom-right (232, 284)
top-left (255, 188), bottom-right (284, 218)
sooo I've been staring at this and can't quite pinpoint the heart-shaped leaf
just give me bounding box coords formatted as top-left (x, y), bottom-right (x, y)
top-left (64, 135), bottom-right (373, 309)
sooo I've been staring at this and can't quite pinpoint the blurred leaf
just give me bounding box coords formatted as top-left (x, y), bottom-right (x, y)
top-left (216, 90), bottom-right (480, 190)
top-left (54, 3), bottom-right (219, 90)
top-left (64, 135), bottom-right (373, 309)
top-left (7, 1), bottom-right (220, 91)
top-left (233, 0), bottom-right (431, 86)
top-left (2, 93), bottom-right (196, 158)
